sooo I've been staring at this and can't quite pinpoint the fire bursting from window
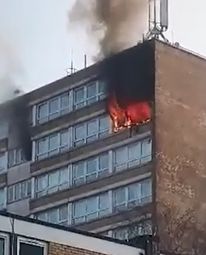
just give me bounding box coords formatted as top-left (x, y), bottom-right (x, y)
top-left (108, 94), bottom-right (151, 132)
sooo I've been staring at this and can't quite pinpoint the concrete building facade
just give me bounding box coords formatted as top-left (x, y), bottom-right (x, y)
top-left (0, 39), bottom-right (205, 254)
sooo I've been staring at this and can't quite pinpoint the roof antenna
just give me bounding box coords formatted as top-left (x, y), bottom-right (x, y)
top-left (84, 54), bottom-right (87, 69)
top-left (145, 0), bottom-right (169, 42)
top-left (66, 49), bottom-right (77, 75)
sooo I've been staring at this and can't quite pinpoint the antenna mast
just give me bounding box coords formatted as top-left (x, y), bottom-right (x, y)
top-left (146, 0), bottom-right (169, 41)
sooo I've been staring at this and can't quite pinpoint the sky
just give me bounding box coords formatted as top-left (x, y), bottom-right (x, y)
top-left (0, 0), bottom-right (206, 92)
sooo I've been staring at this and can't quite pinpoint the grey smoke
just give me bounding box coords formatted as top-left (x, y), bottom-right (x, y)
top-left (0, 37), bottom-right (23, 104)
top-left (69, 0), bottom-right (147, 59)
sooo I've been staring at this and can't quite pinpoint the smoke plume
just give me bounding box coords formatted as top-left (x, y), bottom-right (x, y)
top-left (69, 0), bottom-right (147, 59)
top-left (0, 37), bottom-right (23, 103)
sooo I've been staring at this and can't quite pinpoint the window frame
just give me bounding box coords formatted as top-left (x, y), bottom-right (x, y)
top-left (8, 148), bottom-right (25, 168)
top-left (36, 205), bottom-right (68, 226)
top-left (72, 192), bottom-right (110, 224)
top-left (0, 233), bottom-right (9, 255)
top-left (7, 180), bottom-right (31, 204)
top-left (113, 138), bottom-right (152, 172)
top-left (112, 179), bottom-right (152, 212)
top-left (35, 167), bottom-right (70, 198)
top-left (17, 237), bottom-right (47, 255)
top-left (72, 153), bottom-right (109, 186)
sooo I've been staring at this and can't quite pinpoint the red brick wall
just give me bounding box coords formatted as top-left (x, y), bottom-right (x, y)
top-left (49, 242), bottom-right (106, 255)
top-left (155, 41), bottom-right (206, 254)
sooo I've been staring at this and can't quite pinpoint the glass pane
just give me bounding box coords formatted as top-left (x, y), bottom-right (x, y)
top-left (60, 130), bottom-right (68, 147)
top-left (99, 193), bottom-right (109, 210)
top-left (128, 183), bottom-right (140, 201)
top-left (0, 153), bottom-right (5, 171)
top-left (141, 139), bottom-right (152, 158)
top-left (48, 209), bottom-right (58, 223)
top-left (114, 147), bottom-right (127, 165)
top-left (21, 181), bottom-right (27, 198)
top-left (98, 81), bottom-right (106, 94)
top-left (113, 188), bottom-right (126, 206)
top-left (37, 212), bottom-right (47, 222)
top-left (74, 200), bottom-right (86, 217)
top-left (87, 119), bottom-right (97, 136)
top-left (38, 103), bottom-right (48, 119)
top-left (0, 189), bottom-right (4, 205)
top-left (49, 134), bottom-right (58, 151)
top-left (141, 179), bottom-right (152, 198)
top-left (37, 175), bottom-right (48, 191)
top-left (59, 168), bottom-right (69, 184)
top-left (99, 153), bottom-right (109, 170)
top-left (60, 93), bottom-right (69, 109)
top-left (15, 184), bottom-right (21, 200)
top-left (87, 197), bottom-right (97, 214)
top-left (86, 158), bottom-right (97, 174)
top-left (87, 83), bottom-right (96, 98)
top-left (49, 98), bottom-right (59, 114)
top-left (99, 116), bottom-right (109, 132)
top-left (38, 138), bottom-right (48, 155)
top-left (128, 143), bottom-right (141, 161)
top-left (8, 186), bottom-right (14, 202)
top-left (73, 162), bottom-right (84, 178)
top-left (75, 124), bottom-right (85, 140)
top-left (0, 238), bottom-right (4, 255)
top-left (74, 87), bottom-right (84, 104)
top-left (59, 206), bottom-right (68, 221)
top-left (48, 171), bottom-right (59, 187)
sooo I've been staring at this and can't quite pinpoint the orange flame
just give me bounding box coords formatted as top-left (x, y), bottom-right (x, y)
top-left (108, 95), bottom-right (151, 132)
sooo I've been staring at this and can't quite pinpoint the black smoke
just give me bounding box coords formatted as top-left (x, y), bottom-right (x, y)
top-left (100, 40), bottom-right (155, 108)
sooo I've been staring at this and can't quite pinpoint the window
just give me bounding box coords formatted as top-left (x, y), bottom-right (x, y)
top-left (73, 115), bottom-right (109, 147)
top-left (0, 234), bottom-right (9, 255)
top-left (7, 180), bottom-right (31, 203)
top-left (35, 167), bottom-right (69, 198)
top-left (112, 220), bottom-right (152, 240)
top-left (72, 192), bottom-right (109, 224)
top-left (8, 148), bottom-right (25, 168)
top-left (36, 129), bottom-right (70, 160)
top-left (0, 153), bottom-right (6, 172)
top-left (37, 92), bottom-right (70, 124)
top-left (35, 81), bottom-right (106, 125)
top-left (17, 237), bottom-right (47, 255)
top-left (73, 81), bottom-right (106, 110)
top-left (0, 189), bottom-right (5, 209)
top-left (36, 205), bottom-right (68, 226)
top-left (72, 153), bottom-right (109, 186)
top-left (112, 179), bottom-right (152, 212)
top-left (113, 138), bottom-right (152, 171)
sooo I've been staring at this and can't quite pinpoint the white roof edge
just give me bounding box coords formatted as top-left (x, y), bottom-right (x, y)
top-left (0, 214), bottom-right (144, 255)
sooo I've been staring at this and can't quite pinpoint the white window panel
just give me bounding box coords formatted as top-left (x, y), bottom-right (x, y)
top-left (112, 179), bottom-right (152, 212)
top-left (7, 180), bottom-right (31, 203)
top-left (37, 103), bottom-right (48, 123)
top-left (8, 148), bottom-right (25, 168)
top-left (113, 139), bottom-right (152, 172)
top-left (0, 153), bottom-right (6, 172)
top-left (0, 234), bottom-right (9, 255)
top-left (35, 167), bottom-right (70, 198)
top-left (73, 115), bottom-right (109, 147)
top-left (72, 192), bottom-right (109, 224)
top-left (36, 129), bottom-right (70, 160)
top-left (72, 153), bottom-right (109, 186)
top-left (36, 92), bottom-right (71, 124)
top-left (74, 87), bottom-right (85, 109)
